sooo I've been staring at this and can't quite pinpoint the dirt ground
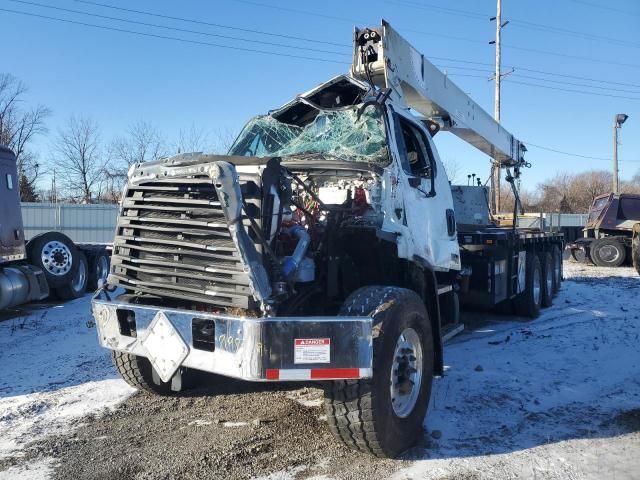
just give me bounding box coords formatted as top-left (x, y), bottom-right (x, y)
top-left (1, 262), bottom-right (639, 480)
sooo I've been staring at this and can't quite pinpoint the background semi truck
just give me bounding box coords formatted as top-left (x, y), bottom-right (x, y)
top-left (91, 22), bottom-right (563, 457)
top-left (566, 193), bottom-right (640, 267)
top-left (0, 145), bottom-right (110, 310)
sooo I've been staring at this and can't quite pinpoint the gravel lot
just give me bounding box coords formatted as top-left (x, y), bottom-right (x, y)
top-left (1, 262), bottom-right (639, 479)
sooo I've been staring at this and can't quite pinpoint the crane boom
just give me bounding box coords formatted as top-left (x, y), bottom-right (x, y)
top-left (351, 21), bottom-right (526, 169)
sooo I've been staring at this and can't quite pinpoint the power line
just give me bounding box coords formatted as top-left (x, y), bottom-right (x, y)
top-left (445, 73), bottom-right (640, 101)
top-left (502, 78), bottom-right (640, 100)
top-left (568, 0), bottom-right (640, 17)
top-left (393, 0), bottom-right (640, 49)
top-left (72, 0), bottom-right (640, 87)
top-left (9, 0), bottom-right (349, 56)
top-left (430, 55), bottom-right (640, 89)
top-left (73, 0), bottom-right (351, 48)
top-left (524, 141), bottom-right (640, 163)
top-left (5, 4), bottom-right (639, 102)
top-left (438, 65), bottom-right (640, 94)
top-left (0, 7), bottom-right (347, 64)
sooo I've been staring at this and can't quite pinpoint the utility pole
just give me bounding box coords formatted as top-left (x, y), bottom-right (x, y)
top-left (613, 113), bottom-right (629, 194)
top-left (490, 0), bottom-right (508, 215)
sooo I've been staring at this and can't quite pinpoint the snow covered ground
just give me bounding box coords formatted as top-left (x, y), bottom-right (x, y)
top-left (0, 262), bottom-right (638, 479)
top-left (0, 297), bottom-right (135, 478)
top-left (395, 262), bottom-right (640, 480)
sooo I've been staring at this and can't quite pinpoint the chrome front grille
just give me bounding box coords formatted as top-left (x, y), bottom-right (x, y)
top-left (109, 174), bottom-right (263, 309)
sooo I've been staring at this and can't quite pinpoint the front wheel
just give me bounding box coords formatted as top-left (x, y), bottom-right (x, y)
top-left (112, 351), bottom-right (174, 395)
top-left (323, 286), bottom-right (434, 458)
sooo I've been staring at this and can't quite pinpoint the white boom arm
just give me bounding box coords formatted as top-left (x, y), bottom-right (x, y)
top-left (351, 21), bottom-right (526, 168)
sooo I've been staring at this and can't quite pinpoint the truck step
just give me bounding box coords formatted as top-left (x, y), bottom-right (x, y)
top-left (442, 323), bottom-right (464, 343)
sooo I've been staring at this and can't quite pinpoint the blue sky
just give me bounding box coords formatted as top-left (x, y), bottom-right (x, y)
top-left (2, 0), bottom-right (639, 189)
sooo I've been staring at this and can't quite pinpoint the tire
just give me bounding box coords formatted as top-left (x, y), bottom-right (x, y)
top-left (633, 229), bottom-right (640, 276)
top-left (551, 245), bottom-right (562, 295)
top-left (514, 252), bottom-right (542, 319)
top-left (562, 246), bottom-right (573, 261)
top-left (87, 249), bottom-right (110, 291)
top-left (323, 286), bottom-right (434, 458)
top-left (540, 252), bottom-right (553, 308)
top-left (590, 238), bottom-right (626, 267)
top-left (112, 351), bottom-right (174, 395)
top-left (27, 232), bottom-right (79, 288)
top-left (571, 248), bottom-right (587, 264)
top-left (54, 251), bottom-right (88, 300)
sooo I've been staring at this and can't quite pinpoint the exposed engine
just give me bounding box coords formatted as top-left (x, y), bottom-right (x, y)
top-left (109, 153), bottom-right (383, 316)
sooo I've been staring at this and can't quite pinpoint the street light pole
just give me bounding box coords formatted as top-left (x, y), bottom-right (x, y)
top-left (613, 123), bottom-right (619, 194)
top-left (613, 113), bottom-right (629, 194)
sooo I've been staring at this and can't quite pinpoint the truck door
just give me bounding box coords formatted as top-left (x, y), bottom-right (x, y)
top-left (391, 112), bottom-right (460, 271)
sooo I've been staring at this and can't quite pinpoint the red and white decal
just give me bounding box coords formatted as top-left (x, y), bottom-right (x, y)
top-left (294, 338), bottom-right (330, 364)
top-left (265, 368), bottom-right (372, 381)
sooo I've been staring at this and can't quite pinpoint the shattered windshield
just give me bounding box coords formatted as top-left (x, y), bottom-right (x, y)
top-left (229, 106), bottom-right (389, 165)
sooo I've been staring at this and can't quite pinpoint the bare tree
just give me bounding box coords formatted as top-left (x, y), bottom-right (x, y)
top-left (535, 170), bottom-right (613, 213)
top-left (104, 120), bottom-right (167, 202)
top-left (53, 116), bottom-right (104, 203)
top-left (174, 123), bottom-right (211, 154)
top-left (0, 73), bottom-right (51, 199)
top-left (111, 120), bottom-right (166, 167)
top-left (440, 157), bottom-right (461, 184)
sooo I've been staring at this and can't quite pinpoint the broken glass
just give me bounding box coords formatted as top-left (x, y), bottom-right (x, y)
top-left (229, 106), bottom-right (389, 165)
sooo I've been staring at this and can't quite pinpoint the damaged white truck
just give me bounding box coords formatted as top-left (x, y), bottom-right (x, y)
top-left (92, 22), bottom-right (563, 457)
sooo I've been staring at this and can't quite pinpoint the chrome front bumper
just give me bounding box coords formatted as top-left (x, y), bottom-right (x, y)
top-left (92, 292), bottom-right (373, 383)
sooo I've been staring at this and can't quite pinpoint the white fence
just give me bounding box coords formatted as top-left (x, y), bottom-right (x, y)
top-left (20, 203), bottom-right (119, 244)
top-left (19, 203), bottom-right (589, 245)
top-left (517, 213), bottom-right (588, 230)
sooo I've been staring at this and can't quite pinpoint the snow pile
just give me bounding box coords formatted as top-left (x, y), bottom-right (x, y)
top-left (0, 296), bottom-right (135, 464)
top-left (395, 263), bottom-right (640, 479)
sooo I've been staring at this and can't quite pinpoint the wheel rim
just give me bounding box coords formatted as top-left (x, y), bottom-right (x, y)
top-left (96, 255), bottom-right (109, 285)
top-left (546, 264), bottom-right (553, 295)
top-left (598, 244), bottom-right (620, 263)
top-left (390, 327), bottom-right (423, 418)
top-left (41, 241), bottom-right (73, 276)
top-left (554, 252), bottom-right (561, 284)
top-left (71, 259), bottom-right (87, 292)
top-left (533, 267), bottom-right (541, 305)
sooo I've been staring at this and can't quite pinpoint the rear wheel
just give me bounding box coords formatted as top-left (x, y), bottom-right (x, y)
top-left (540, 252), bottom-right (553, 308)
top-left (591, 238), bottom-right (626, 267)
top-left (633, 228), bottom-right (640, 275)
top-left (54, 251), bottom-right (88, 300)
top-left (571, 247), bottom-right (587, 264)
top-left (323, 286), bottom-right (434, 458)
top-left (87, 250), bottom-right (110, 291)
top-left (551, 245), bottom-right (562, 295)
top-left (514, 252), bottom-right (542, 318)
top-left (27, 232), bottom-right (79, 288)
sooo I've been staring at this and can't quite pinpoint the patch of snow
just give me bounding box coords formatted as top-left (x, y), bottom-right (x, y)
top-left (0, 458), bottom-right (54, 480)
top-left (223, 421), bottom-right (249, 428)
top-left (0, 295), bottom-right (135, 464)
top-left (394, 262), bottom-right (640, 479)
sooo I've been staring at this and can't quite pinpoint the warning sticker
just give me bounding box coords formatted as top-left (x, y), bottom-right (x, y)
top-left (294, 338), bottom-right (330, 364)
